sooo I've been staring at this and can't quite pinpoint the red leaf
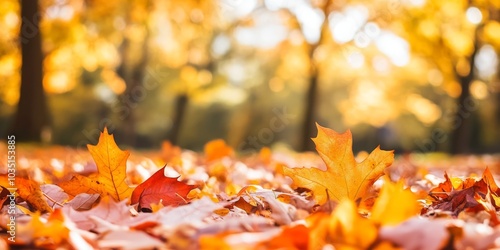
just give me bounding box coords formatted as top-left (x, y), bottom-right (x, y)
top-left (131, 166), bottom-right (196, 211)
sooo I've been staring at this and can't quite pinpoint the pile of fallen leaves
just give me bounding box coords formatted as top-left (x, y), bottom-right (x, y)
top-left (2, 124), bottom-right (500, 249)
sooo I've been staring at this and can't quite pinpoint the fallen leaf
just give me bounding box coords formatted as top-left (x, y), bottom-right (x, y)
top-left (379, 217), bottom-right (449, 250)
top-left (161, 140), bottom-right (182, 163)
top-left (199, 229), bottom-right (281, 250)
top-left (197, 216), bottom-right (274, 236)
top-left (58, 127), bottom-right (132, 201)
top-left (433, 186), bottom-right (482, 216)
top-left (260, 194), bottom-right (294, 225)
top-left (0, 187), bottom-right (10, 206)
top-left (98, 230), bottom-right (165, 250)
top-left (41, 184), bottom-right (69, 208)
top-left (58, 175), bottom-right (105, 197)
top-left (371, 179), bottom-right (421, 226)
top-left (42, 182), bottom-right (99, 210)
top-left (259, 147), bottom-right (272, 164)
top-left (455, 222), bottom-right (500, 249)
top-left (328, 199), bottom-right (378, 249)
top-left (157, 197), bottom-right (224, 227)
top-left (0, 175), bottom-right (52, 213)
top-left (280, 123), bottom-right (394, 204)
top-left (171, 215), bottom-right (273, 249)
top-left (481, 167), bottom-right (500, 209)
top-left (425, 170), bottom-right (494, 216)
top-left (63, 196), bottom-right (156, 233)
top-left (130, 166), bottom-right (196, 211)
top-left (29, 209), bottom-right (70, 248)
top-left (204, 139), bottom-right (234, 162)
top-left (68, 193), bottom-right (100, 210)
top-left (199, 233), bottom-right (232, 250)
top-left (259, 224), bottom-right (309, 250)
top-left (428, 172), bottom-right (454, 200)
top-left (483, 167), bottom-right (499, 192)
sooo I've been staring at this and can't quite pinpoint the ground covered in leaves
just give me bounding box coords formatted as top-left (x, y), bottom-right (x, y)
top-left (2, 125), bottom-right (500, 249)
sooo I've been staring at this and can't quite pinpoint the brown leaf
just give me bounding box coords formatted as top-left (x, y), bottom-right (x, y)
top-left (426, 170), bottom-right (493, 216)
top-left (0, 175), bottom-right (52, 213)
top-left (433, 187), bottom-right (482, 216)
top-left (429, 172), bottom-right (453, 200)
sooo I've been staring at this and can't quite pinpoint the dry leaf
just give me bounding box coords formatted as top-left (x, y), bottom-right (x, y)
top-left (161, 140), bottom-right (182, 163)
top-left (41, 184), bottom-right (69, 206)
top-left (329, 199), bottom-right (378, 249)
top-left (0, 175), bottom-right (52, 213)
top-left (371, 179), bottom-right (421, 226)
top-left (130, 166), bottom-right (196, 211)
top-left (98, 230), bottom-right (165, 250)
top-left (68, 193), bottom-right (100, 210)
top-left (425, 169), bottom-right (497, 216)
top-left (63, 196), bottom-right (156, 233)
top-left (379, 217), bottom-right (449, 250)
top-left (280, 123), bottom-right (394, 204)
top-left (258, 224), bottom-right (309, 250)
top-left (157, 197), bottom-right (224, 227)
top-left (204, 139), bottom-right (234, 162)
top-left (28, 209), bottom-right (70, 248)
top-left (58, 127), bottom-right (132, 201)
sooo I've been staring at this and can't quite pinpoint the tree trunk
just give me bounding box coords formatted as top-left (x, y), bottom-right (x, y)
top-left (299, 0), bottom-right (331, 152)
top-left (169, 94), bottom-right (188, 145)
top-left (450, 30), bottom-right (479, 154)
top-left (116, 3), bottom-right (150, 147)
top-left (116, 38), bottom-right (149, 147)
top-left (300, 72), bottom-right (319, 151)
top-left (10, 0), bottom-right (49, 142)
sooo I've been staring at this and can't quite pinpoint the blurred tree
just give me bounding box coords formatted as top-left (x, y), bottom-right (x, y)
top-left (397, 0), bottom-right (500, 153)
top-left (158, 0), bottom-right (225, 145)
top-left (115, 0), bottom-right (151, 146)
top-left (300, 0), bottom-right (332, 152)
top-left (10, 0), bottom-right (50, 142)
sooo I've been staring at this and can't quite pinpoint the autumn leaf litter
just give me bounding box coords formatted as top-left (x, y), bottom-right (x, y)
top-left (2, 125), bottom-right (500, 249)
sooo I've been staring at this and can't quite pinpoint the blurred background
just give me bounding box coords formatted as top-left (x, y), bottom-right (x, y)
top-left (1, 0), bottom-right (500, 154)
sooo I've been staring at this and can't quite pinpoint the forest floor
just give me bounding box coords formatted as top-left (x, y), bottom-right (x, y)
top-left (1, 128), bottom-right (500, 249)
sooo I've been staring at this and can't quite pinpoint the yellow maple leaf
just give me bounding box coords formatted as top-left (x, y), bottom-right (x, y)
top-left (330, 199), bottom-right (378, 249)
top-left (371, 178), bottom-right (421, 226)
top-left (307, 200), bottom-right (378, 250)
top-left (58, 127), bottom-right (132, 201)
top-left (280, 123), bottom-right (394, 204)
top-left (306, 212), bottom-right (331, 249)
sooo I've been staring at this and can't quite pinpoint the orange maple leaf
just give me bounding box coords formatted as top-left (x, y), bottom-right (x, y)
top-left (0, 176), bottom-right (52, 213)
top-left (280, 123), bottom-right (394, 204)
top-left (58, 127), bottom-right (132, 201)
